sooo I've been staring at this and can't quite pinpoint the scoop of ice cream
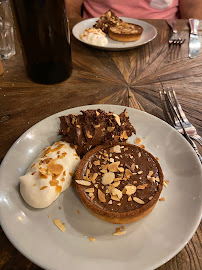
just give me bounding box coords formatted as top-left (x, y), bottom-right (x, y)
top-left (19, 141), bottom-right (80, 208)
top-left (80, 28), bottom-right (108, 46)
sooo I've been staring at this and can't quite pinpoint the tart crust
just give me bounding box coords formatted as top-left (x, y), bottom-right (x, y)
top-left (75, 143), bottom-right (163, 224)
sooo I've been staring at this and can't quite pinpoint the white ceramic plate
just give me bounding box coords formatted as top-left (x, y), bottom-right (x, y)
top-left (0, 104), bottom-right (201, 270)
top-left (72, 18), bottom-right (157, 50)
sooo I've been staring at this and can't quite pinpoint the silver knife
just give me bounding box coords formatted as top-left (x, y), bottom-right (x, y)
top-left (189, 18), bottom-right (201, 58)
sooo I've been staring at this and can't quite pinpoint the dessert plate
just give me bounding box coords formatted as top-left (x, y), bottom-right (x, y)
top-left (72, 18), bottom-right (157, 51)
top-left (0, 104), bottom-right (201, 270)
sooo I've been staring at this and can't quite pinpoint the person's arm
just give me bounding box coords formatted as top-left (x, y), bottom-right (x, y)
top-left (179, 0), bottom-right (202, 19)
top-left (65, 0), bottom-right (83, 18)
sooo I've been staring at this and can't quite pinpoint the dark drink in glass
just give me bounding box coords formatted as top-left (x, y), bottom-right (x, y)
top-left (11, 0), bottom-right (72, 84)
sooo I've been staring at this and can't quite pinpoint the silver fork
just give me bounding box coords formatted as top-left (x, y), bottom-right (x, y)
top-left (160, 89), bottom-right (202, 163)
top-left (160, 86), bottom-right (202, 146)
top-left (167, 19), bottom-right (185, 45)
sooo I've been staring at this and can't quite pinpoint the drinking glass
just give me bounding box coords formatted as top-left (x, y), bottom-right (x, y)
top-left (0, 0), bottom-right (15, 59)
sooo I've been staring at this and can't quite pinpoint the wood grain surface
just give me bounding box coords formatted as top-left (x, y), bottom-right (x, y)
top-left (0, 18), bottom-right (201, 270)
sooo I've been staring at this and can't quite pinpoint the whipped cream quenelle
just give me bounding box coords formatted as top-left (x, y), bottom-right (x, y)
top-left (19, 141), bottom-right (80, 208)
top-left (80, 28), bottom-right (108, 46)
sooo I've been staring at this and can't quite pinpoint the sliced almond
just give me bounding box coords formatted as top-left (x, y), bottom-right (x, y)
top-left (113, 145), bottom-right (121, 153)
top-left (159, 197), bottom-right (166, 201)
top-left (108, 200), bottom-right (113, 204)
top-left (107, 126), bottom-right (115, 132)
top-left (131, 163), bottom-right (135, 171)
top-left (102, 172), bottom-right (115, 185)
top-left (108, 161), bottom-right (120, 172)
top-left (89, 173), bottom-right (98, 182)
top-left (53, 219), bottom-right (66, 232)
top-left (93, 160), bottom-right (100, 166)
top-left (137, 184), bottom-right (148, 190)
top-left (118, 167), bottom-right (124, 173)
top-left (128, 196), bottom-right (132, 201)
top-left (121, 130), bottom-right (128, 140)
top-left (101, 164), bottom-right (108, 170)
top-left (148, 171), bottom-right (154, 177)
top-left (125, 169), bottom-right (133, 179)
top-left (134, 137), bottom-right (142, 145)
top-left (113, 114), bottom-right (121, 126)
top-left (155, 177), bottom-right (160, 182)
top-left (137, 171), bottom-right (143, 175)
top-left (149, 196), bottom-right (153, 200)
top-left (85, 188), bottom-right (94, 193)
top-left (113, 230), bottom-right (126, 236)
top-left (111, 194), bottom-right (120, 201)
top-left (112, 188), bottom-right (122, 199)
top-left (147, 176), bottom-right (155, 182)
top-left (98, 189), bottom-right (106, 203)
top-left (76, 180), bottom-right (91, 186)
top-left (125, 185), bottom-right (136, 195)
top-left (89, 237), bottom-right (95, 242)
top-left (138, 152), bottom-right (141, 158)
top-left (133, 197), bottom-right (145, 204)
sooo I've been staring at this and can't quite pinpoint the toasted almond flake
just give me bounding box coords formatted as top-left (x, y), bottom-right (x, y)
top-left (77, 209), bottom-right (80, 214)
top-left (163, 181), bottom-right (168, 187)
top-left (101, 164), bottom-right (108, 170)
top-left (109, 158), bottom-right (114, 163)
top-left (155, 177), bottom-right (160, 182)
top-left (108, 200), bottom-right (113, 204)
top-left (102, 172), bottom-right (115, 185)
top-left (149, 196), bottom-right (153, 200)
top-left (33, 184), bottom-right (37, 186)
top-left (89, 237), bottom-right (95, 242)
top-left (110, 181), bottom-right (120, 188)
top-left (116, 227), bottom-right (121, 232)
top-left (108, 161), bottom-right (120, 172)
top-left (118, 167), bottom-right (124, 173)
top-left (93, 160), bottom-right (100, 166)
top-left (90, 195), bottom-right (95, 201)
top-left (49, 179), bottom-right (59, 186)
top-left (51, 144), bottom-right (64, 152)
top-left (134, 137), bottom-right (142, 145)
top-left (138, 152), bottom-right (141, 158)
top-left (107, 126), bottom-right (115, 132)
top-left (125, 185), bottom-right (137, 195)
top-left (139, 144), bottom-right (145, 149)
top-left (147, 176), bottom-right (155, 182)
top-left (100, 169), bottom-right (108, 174)
top-left (137, 184), bottom-right (148, 190)
top-left (85, 188), bottom-right (94, 193)
top-left (112, 188), bottom-right (122, 199)
top-left (69, 172), bottom-right (73, 176)
top-left (89, 192), bottom-right (94, 197)
top-left (94, 184), bottom-right (98, 188)
top-left (56, 186), bottom-right (62, 194)
top-left (38, 171), bottom-right (47, 179)
top-left (148, 171), bottom-right (154, 177)
top-left (133, 181), bottom-right (137, 184)
top-left (48, 214), bottom-right (50, 218)
top-left (113, 113), bottom-right (121, 126)
top-left (40, 186), bottom-right (48, 190)
top-left (94, 124), bottom-right (100, 128)
top-left (165, 180), bottom-right (170, 184)
top-left (31, 172), bottom-right (36, 175)
top-left (89, 173), bottom-right (98, 182)
top-left (125, 168), bottom-right (133, 179)
top-left (113, 230), bottom-right (126, 236)
top-left (60, 177), bottom-right (65, 182)
top-left (47, 159), bottom-right (63, 175)
top-left (117, 203), bottom-right (121, 206)
top-left (86, 169), bottom-right (90, 178)
top-left (31, 163), bottom-right (35, 168)
top-left (86, 132), bottom-right (92, 139)
top-left (53, 219), bottom-right (66, 232)
top-left (130, 163), bottom-right (135, 171)
top-left (111, 194), bottom-right (120, 201)
top-left (155, 157), bottom-right (159, 161)
top-left (121, 130), bottom-right (128, 140)
top-left (133, 197), bottom-right (145, 204)
top-left (128, 196), bottom-right (132, 201)
top-left (98, 189), bottom-right (106, 202)
top-left (137, 171), bottom-right (143, 175)
top-left (113, 145), bottom-right (121, 153)
top-left (76, 180), bottom-right (91, 186)
top-left (159, 197), bottom-right (166, 201)
top-left (96, 110), bottom-right (100, 116)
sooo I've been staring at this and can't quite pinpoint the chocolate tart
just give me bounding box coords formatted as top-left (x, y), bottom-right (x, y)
top-left (108, 22), bottom-right (143, 42)
top-left (75, 143), bottom-right (163, 224)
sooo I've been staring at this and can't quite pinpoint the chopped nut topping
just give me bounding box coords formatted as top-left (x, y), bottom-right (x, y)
top-left (148, 171), bottom-right (153, 177)
top-left (163, 181), bottom-right (168, 187)
top-left (128, 196), bottom-right (132, 201)
top-left (139, 144), bottom-right (145, 150)
top-left (147, 176), bottom-right (155, 182)
top-left (137, 171), bottom-right (143, 174)
top-left (125, 185), bottom-right (137, 195)
top-left (137, 184), bottom-right (148, 190)
top-left (113, 145), bottom-right (121, 153)
top-left (130, 163), bottom-right (135, 171)
top-left (49, 179), bottom-right (59, 186)
top-left (108, 200), bottom-right (113, 204)
top-left (53, 219), bottom-right (66, 232)
top-left (111, 195), bottom-right (120, 201)
top-left (86, 133), bottom-right (92, 139)
top-left (113, 113), bottom-right (121, 126)
top-left (89, 237), bottom-right (95, 242)
top-left (149, 196), bottom-right (153, 200)
top-left (159, 197), bottom-right (166, 201)
top-left (93, 160), bottom-right (100, 166)
top-left (85, 188), bottom-right (94, 193)
top-left (98, 189), bottom-right (106, 202)
top-left (134, 137), bottom-right (142, 145)
top-left (47, 159), bottom-right (63, 175)
top-left (138, 152), bottom-right (141, 158)
top-left (125, 169), bottom-right (133, 179)
top-left (113, 230), bottom-right (126, 236)
top-left (107, 126), bottom-right (115, 132)
top-left (111, 188), bottom-right (122, 199)
top-left (108, 161), bottom-right (120, 172)
top-left (118, 167), bottom-right (124, 173)
top-left (76, 180), bottom-right (91, 186)
top-left (133, 197), bottom-right (145, 204)
top-left (40, 186), bottom-right (48, 190)
top-left (102, 172), bottom-right (115, 185)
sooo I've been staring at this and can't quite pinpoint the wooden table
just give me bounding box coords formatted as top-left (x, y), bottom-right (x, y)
top-left (0, 19), bottom-right (201, 270)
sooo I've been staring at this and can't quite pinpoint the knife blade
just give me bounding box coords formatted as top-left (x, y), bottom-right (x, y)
top-left (189, 18), bottom-right (201, 58)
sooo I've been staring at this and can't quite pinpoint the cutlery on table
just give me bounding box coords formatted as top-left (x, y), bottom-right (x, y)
top-left (159, 87), bottom-right (202, 163)
top-left (189, 18), bottom-right (201, 58)
top-left (167, 19), bottom-right (185, 45)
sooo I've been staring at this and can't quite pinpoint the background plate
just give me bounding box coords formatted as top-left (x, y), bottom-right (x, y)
top-left (0, 104), bottom-right (201, 270)
top-left (72, 18), bottom-right (157, 51)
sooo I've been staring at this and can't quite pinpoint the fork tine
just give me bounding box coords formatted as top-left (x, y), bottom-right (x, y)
top-left (165, 89), bottom-right (181, 127)
top-left (159, 90), bottom-right (173, 125)
top-left (171, 87), bottom-right (189, 124)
